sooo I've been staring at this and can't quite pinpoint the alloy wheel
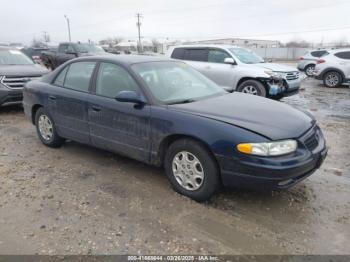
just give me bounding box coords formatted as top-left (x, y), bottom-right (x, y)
top-left (241, 85), bottom-right (258, 95)
top-left (325, 73), bottom-right (339, 87)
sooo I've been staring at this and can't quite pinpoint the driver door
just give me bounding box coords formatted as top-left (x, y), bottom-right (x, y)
top-left (202, 48), bottom-right (235, 89)
top-left (88, 62), bottom-right (151, 162)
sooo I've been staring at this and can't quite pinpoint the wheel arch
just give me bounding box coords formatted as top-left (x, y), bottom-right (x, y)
top-left (236, 77), bottom-right (269, 92)
top-left (321, 67), bottom-right (345, 81)
top-left (31, 104), bottom-right (43, 124)
top-left (156, 134), bottom-right (219, 169)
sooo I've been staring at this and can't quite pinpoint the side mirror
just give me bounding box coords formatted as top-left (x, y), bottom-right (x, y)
top-left (224, 58), bottom-right (235, 64)
top-left (115, 91), bottom-right (146, 104)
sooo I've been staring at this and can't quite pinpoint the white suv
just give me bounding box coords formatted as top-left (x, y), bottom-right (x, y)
top-left (167, 45), bottom-right (301, 99)
top-left (314, 49), bottom-right (350, 87)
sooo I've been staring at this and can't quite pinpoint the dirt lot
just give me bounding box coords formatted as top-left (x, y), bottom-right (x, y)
top-left (0, 77), bottom-right (349, 255)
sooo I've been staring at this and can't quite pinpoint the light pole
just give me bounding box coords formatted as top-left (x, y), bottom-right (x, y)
top-left (64, 15), bottom-right (71, 42)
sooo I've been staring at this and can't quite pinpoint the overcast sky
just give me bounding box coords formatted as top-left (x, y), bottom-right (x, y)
top-left (1, 0), bottom-right (350, 45)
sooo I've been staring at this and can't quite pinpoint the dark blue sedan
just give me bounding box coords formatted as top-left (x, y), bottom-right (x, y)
top-left (23, 55), bottom-right (327, 201)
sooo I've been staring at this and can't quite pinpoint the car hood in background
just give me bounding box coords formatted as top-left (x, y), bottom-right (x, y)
top-left (0, 64), bottom-right (49, 76)
top-left (252, 62), bottom-right (298, 72)
top-left (169, 93), bottom-right (314, 140)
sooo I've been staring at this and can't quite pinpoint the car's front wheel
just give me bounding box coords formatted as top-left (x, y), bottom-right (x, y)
top-left (237, 80), bottom-right (267, 97)
top-left (35, 107), bottom-right (65, 148)
top-left (305, 64), bottom-right (315, 77)
top-left (323, 71), bottom-right (342, 88)
top-left (164, 139), bottom-right (220, 202)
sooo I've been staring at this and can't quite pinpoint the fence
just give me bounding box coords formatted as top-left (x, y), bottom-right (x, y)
top-left (251, 47), bottom-right (309, 61)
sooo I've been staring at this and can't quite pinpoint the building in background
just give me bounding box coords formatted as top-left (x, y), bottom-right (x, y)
top-left (183, 38), bottom-right (281, 48)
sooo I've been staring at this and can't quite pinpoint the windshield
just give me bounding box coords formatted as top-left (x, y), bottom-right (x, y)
top-left (74, 44), bottom-right (105, 53)
top-left (132, 62), bottom-right (226, 104)
top-left (229, 48), bottom-right (264, 64)
top-left (0, 49), bottom-right (34, 65)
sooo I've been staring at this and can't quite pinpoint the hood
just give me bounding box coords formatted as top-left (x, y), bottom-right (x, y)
top-left (169, 93), bottom-right (314, 140)
top-left (252, 62), bottom-right (298, 72)
top-left (0, 64), bottom-right (49, 76)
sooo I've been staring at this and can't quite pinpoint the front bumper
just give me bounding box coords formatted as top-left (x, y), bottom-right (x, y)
top-left (267, 78), bottom-right (300, 98)
top-left (0, 86), bottom-right (23, 106)
top-left (217, 125), bottom-right (327, 190)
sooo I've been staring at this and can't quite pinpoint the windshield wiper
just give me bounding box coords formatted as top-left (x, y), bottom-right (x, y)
top-left (166, 99), bottom-right (196, 105)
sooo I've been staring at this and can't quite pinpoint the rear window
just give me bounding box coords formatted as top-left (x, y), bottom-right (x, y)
top-left (183, 49), bottom-right (208, 62)
top-left (311, 50), bottom-right (327, 57)
top-left (334, 51), bottom-right (350, 60)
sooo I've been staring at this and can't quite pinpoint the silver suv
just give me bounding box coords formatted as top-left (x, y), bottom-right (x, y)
top-left (297, 49), bottom-right (328, 77)
top-left (167, 45), bottom-right (301, 99)
top-left (314, 49), bottom-right (350, 87)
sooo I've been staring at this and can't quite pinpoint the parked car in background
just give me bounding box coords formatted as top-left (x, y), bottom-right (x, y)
top-left (0, 46), bottom-right (49, 106)
top-left (21, 47), bottom-right (49, 65)
top-left (314, 49), bottom-right (350, 87)
top-left (297, 49), bottom-right (328, 77)
top-left (23, 55), bottom-right (327, 201)
top-left (167, 45), bottom-right (301, 99)
top-left (41, 42), bottom-right (107, 70)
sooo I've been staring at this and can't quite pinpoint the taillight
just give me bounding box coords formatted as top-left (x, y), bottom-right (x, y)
top-left (317, 59), bottom-right (325, 64)
top-left (299, 57), bottom-right (304, 60)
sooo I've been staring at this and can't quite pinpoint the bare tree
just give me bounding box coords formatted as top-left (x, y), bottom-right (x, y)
top-left (31, 37), bottom-right (46, 48)
top-left (99, 37), bottom-right (124, 47)
top-left (151, 38), bottom-right (160, 52)
top-left (285, 40), bottom-right (311, 48)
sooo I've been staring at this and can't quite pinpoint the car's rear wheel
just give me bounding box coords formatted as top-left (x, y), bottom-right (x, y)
top-left (237, 80), bottom-right (267, 97)
top-left (323, 71), bottom-right (342, 87)
top-left (164, 139), bottom-right (220, 202)
top-left (35, 107), bottom-right (65, 147)
top-left (305, 64), bottom-right (315, 77)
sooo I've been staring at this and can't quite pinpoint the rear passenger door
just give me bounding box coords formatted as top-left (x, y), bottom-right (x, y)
top-left (172, 48), bottom-right (209, 74)
top-left (88, 62), bottom-right (151, 162)
top-left (49, 61), bottom-right (96, 144)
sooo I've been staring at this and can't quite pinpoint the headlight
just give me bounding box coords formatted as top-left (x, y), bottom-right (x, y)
top-left (264, 70), bottom-right (286, 79)
top-left (237, 140), bottom-right (297, 156)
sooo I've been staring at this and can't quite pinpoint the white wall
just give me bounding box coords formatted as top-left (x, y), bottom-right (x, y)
top-left (251, 47), bottom-right (310, 61)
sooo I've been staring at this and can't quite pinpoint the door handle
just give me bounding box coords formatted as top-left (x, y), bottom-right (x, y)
top-left (49, 95), bottom-right (56, 100)
top-left (91, 105), bottom-right (101, 112)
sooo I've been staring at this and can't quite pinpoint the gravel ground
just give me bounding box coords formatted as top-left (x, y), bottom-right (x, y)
top-left (0, 77), bottom-right (349, 255)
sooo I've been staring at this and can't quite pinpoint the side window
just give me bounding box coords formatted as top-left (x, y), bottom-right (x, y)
top-left (66, 45), bottom-right (75, 53)
top-left (208, 49), bottom-right (231, 63)
top-left (171, 48), bottom-right (185, 59)
top-left (64, 62), bottom-right (96, 92)
top-left (58, 44), bottom-right (68, 53)
top-left (183, 49), bottom-right (208, 62)
top-left (334, 51), bottom-right (350, 60)
top-left (95, 63), bottom-right (139, 98)
top-left (53, 66), bottom-right (68, 86)
top-left (311, 50), bottom-right (327, 57)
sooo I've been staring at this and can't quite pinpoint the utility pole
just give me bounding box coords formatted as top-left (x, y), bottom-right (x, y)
top-left (136, 13), bottom-right (143, 53)
top-left (42, 31), bottom-right (50, 44)
top-left (64, 15), bottom-right (72, 42)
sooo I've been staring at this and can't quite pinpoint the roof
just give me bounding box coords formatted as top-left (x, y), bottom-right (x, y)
top-left (75, 54), bottom-right (173, 65)
top-left (168, 44), bottom-right (241, 49)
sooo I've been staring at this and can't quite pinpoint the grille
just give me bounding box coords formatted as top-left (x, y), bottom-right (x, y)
top-left (285, 71), bottom-right (300, 81)
top-left (1, 75), bottom-right (42, 89)
top-left (304, 131), bottom-right (319, 151)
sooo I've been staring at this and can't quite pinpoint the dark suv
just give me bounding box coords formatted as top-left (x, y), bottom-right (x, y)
top-left (0, 46), bottom-right (49, 106)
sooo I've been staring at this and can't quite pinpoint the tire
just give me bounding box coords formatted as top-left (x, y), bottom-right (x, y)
top-left (164, 138), bottom-right (220, 202)
top-left (237, 80), bottom-right (267, 97)
top-left (323, 71), bottom-right (342, 88)
top-left (304, 64), bottom-right (315, 77)
top-left (34, 107), bottom-right (65, 148)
